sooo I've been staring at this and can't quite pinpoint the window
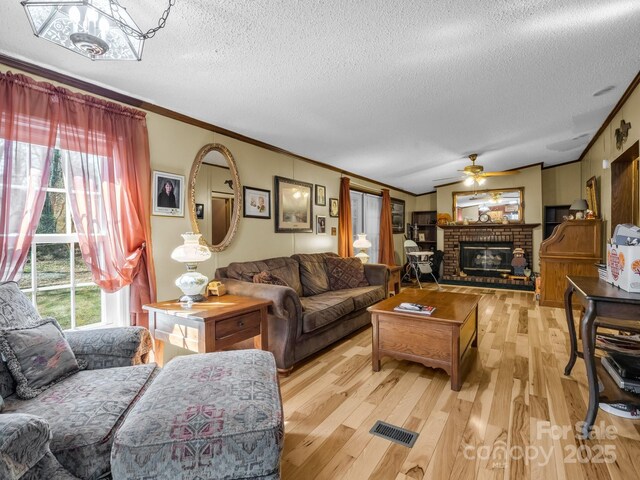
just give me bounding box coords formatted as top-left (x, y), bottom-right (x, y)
top-left (350, 190), bottom-right (382, 263)
top-left (15, 149), bottom-right (128, 330)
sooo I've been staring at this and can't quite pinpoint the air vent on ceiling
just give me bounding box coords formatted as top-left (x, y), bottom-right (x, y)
top-left (369, 420), bottom-right (419, 448)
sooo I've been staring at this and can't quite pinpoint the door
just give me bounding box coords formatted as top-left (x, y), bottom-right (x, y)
top-left (611, 141), bottom-right (639, 229)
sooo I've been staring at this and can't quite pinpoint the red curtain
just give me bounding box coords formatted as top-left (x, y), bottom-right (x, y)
top-left (0, 73), bottom-right (59, 282)
top-left (378, 189), bottom-right (395, 265)
top-left (55, 88), bottom-right (156, 327)
top-left (338, 177), bottom-right (354, 257)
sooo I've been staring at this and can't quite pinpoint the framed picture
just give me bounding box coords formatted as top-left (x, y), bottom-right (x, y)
top-left (274, 176), bottom-right (313, 232)
top-left (153, 171), bottom-right (185, 217)
top-left (390, 197), bottom-right (405, 233)
top-left (586, 176), bottom-right (600, 218)
top-left (418, 232), bottom-right (426, 242)
top-left (195, 203), bottom-right (204, 219)
top-left (315, 184), bottom-right (326, 206)
top-left (316, 215), bottom-right (326, 234)
top-left (329, 197), bottom-right (339, 217)
top-left (243, 186), bottom-right (271, 219)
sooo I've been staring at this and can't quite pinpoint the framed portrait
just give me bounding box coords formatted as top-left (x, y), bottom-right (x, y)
top-left (243, 186), bottom-right (271, 219)
top-left (586, 176), bottom-right (600, 218)
top-left (316, 215), bottom-right (326, 234)
top-left (315, 184), bottom-right (326, 206)
top-left (274, 176), bottom-right (313, 232)
top-left (390, 197), bottom-right (405, 233)
top-left (329, 197), bottom-right (339, 217)
top-left (153, 171), bottom-right (185, 217)
top-left (195, 203), bottom-right (204, 220)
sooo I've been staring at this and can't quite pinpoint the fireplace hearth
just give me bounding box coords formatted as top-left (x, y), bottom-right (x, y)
top-left (460, 242), bottom-right (513, 277)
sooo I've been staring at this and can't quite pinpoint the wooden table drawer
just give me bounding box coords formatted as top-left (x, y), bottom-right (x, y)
top-left (216, 311), bottom-right (261, 339)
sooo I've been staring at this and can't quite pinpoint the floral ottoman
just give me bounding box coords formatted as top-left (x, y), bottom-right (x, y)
top-left (110, 350), bottom-right (284, 479)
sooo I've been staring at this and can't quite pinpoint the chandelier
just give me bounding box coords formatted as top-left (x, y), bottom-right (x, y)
top-left (21, 0), bottom-right (176, 61)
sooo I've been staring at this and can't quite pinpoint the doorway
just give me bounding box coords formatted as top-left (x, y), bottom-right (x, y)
top-left (211, 196), bottom-right (233, 245)
top-left (611, 140), bottom-right (639, 228)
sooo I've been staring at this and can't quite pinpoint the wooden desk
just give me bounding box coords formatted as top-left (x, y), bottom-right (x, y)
top-left (563, 276), bottom-right (640, 436)
top-left (143, 295), bottom-right (271, 366)
top-left (368, 289), bottom-right (480, 391)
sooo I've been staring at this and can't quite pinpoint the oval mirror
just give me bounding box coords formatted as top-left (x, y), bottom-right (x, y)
top-left (189, 143), bottom-right (242, 252)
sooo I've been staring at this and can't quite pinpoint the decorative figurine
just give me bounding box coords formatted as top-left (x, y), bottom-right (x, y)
top-left (511, 247), bottom-right (528, 276)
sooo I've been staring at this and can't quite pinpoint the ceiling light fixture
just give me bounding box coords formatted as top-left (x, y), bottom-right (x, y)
top-left (21, 0), bottom-right (176, 61)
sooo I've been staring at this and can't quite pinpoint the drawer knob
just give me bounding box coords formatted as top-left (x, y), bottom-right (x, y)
top-left (238, 320), bottom-right (245, 327)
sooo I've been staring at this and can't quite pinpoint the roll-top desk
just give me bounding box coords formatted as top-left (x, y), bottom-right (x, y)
top-left (539, 219), bottom-right (603, 307)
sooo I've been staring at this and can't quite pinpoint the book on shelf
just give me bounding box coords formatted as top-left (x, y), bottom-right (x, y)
top-left (608, 352), bottom-right (640, 379)
top-left (393, 302), bottom-right (436, 315)
top-left (596, 333), bottom-right (640, 355)
top-left (601, 355), bottom-right (640, 394)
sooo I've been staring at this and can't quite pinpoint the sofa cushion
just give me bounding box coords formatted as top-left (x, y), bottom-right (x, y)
top-left (325, 257), bottom-right (370, 290)
top-left (292, 252), bottom-right (338, 296)
top-left (349, 285), bottom-right (386, 311)
top-left (0, 318), bottom-right (86, 399)
top-left (227, 257), bottom-right (303, 296)
top-left (253, 271), bottom-right (288, 286)
top-left (3, 363), bottom-right (158, 480)
top-left (0, 282), bottom-right (41, 329)
top-left (300, 290), bottom-right (355, 333)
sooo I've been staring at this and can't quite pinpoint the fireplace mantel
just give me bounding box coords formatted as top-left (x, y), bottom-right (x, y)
top-left (439, 223), bottom-right (541, 229)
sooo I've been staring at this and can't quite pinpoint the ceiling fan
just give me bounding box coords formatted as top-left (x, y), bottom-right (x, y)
top-left (435, 153), bottom-right (520, 186)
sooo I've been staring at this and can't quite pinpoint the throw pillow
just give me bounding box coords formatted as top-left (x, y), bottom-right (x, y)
top-left (325, 257), bottom-right (370, 290)
top-left (253, 271), bottom-right (289, 286)
top-left (0, 317), bottom-right (87, 399)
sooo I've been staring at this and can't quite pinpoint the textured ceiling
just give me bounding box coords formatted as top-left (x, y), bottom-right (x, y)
top-left (1, 1), bottom-right (640, 194)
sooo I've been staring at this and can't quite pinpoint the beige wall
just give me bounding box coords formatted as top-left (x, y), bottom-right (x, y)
top-left (541, 162), bottom-right (582, 207)
top-left (580, 79), bottom-right (640, 239)
top-left (415, 192), bottom-right (437, 211)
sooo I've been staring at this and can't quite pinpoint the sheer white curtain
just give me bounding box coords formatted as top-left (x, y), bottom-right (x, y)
top-left (350, 191), bottom-right (382, 263)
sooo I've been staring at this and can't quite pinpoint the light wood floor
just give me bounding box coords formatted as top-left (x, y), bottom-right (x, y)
top-left (278, 286), bottom-right (640, 480)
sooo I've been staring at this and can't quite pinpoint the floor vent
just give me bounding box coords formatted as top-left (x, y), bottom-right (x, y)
top-left (369, 420), bottom-right (419, 448)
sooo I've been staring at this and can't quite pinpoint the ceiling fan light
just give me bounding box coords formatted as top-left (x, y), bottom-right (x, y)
top-left (464, 177), bottom-right (475, 187)
top-left (477, 177), bottom-right (487, 186)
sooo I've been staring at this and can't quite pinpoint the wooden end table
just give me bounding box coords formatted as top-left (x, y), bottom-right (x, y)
top-left (387, 265), bottom-right (402, 296)
top-left (143, 295), bottom-right (271, 367)
top-left (368, 289), bottom-right (480, 391)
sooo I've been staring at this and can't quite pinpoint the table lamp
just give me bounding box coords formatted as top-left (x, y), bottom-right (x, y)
top-left (570, 199), bottom-right (589, 219)
top-left (353, 233), bottom-right (372, 264)
top-left (171, 232), bottom-right (212, 302)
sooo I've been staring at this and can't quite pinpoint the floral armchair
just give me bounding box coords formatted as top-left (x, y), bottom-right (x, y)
top-left (0, 282), bottom-right (156, 480)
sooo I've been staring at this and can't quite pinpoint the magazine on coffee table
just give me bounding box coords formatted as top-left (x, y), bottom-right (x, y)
top-left (393, 302), bottom-right (436, 315)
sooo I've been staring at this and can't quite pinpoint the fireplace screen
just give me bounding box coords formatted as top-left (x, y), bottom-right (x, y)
top-left (460, 242), bottom-right (513, 277)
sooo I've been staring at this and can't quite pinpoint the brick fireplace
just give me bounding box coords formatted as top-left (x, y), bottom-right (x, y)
top-left (440, 223), bottom-right (540, 289)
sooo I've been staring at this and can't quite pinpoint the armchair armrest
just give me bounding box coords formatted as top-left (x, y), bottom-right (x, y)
top-left (0, 413), bottom-right (51, 479)
top-left (65, 327), bottom-right (153, 370)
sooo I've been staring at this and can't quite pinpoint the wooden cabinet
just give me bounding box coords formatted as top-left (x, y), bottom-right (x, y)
top-left (539, 220), bottom-right (603, 307)
top-left (543, 205), bottom-right (570, 239)
top-left (410, 210), bottom-right (437, 251)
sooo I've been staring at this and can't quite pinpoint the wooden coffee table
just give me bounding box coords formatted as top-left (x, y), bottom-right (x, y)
top-left (368, 289), bottom-right (480, 391)
top-left (143, 295), bottom-right (271, 367)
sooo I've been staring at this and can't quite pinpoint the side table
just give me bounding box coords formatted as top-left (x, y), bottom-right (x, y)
top-left (387, 265), bottom-right (402, 296)
top-left (143, 295), bottom-right (271, 366)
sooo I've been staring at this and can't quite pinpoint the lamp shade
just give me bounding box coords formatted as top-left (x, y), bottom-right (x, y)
top-left (569, 199), bottom-right (589, 211)
top-left (171, 232), bottom-right (211, 264)
top-left (353, 233), bottom-right (372, 249)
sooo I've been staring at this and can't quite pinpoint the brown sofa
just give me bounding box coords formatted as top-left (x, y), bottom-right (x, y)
top-left (215, 252), bottom-right (388, 373)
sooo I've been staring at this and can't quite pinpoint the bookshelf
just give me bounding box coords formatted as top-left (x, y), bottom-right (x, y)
top-left (410, 210), bottom-right (437, 251)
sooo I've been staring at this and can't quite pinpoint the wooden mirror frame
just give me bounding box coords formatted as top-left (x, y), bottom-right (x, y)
top-left (452, 187), bottom-right (525, 223)
top-left (189, 143), bottom-right (242, 252)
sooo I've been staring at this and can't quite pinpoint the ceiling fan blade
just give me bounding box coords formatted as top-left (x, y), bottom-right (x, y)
top-left (457, 170), bottom-right (475, 175)
top-left (482, 170), bottom-right (520, 176)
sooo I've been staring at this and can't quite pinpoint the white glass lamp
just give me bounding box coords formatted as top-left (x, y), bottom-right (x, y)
top-left (171, 232), bottom-right (211, 303)
top-left (570, 199), bottom-right (589, 219)
top-left (353, 233), bottom-right (372, 264)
